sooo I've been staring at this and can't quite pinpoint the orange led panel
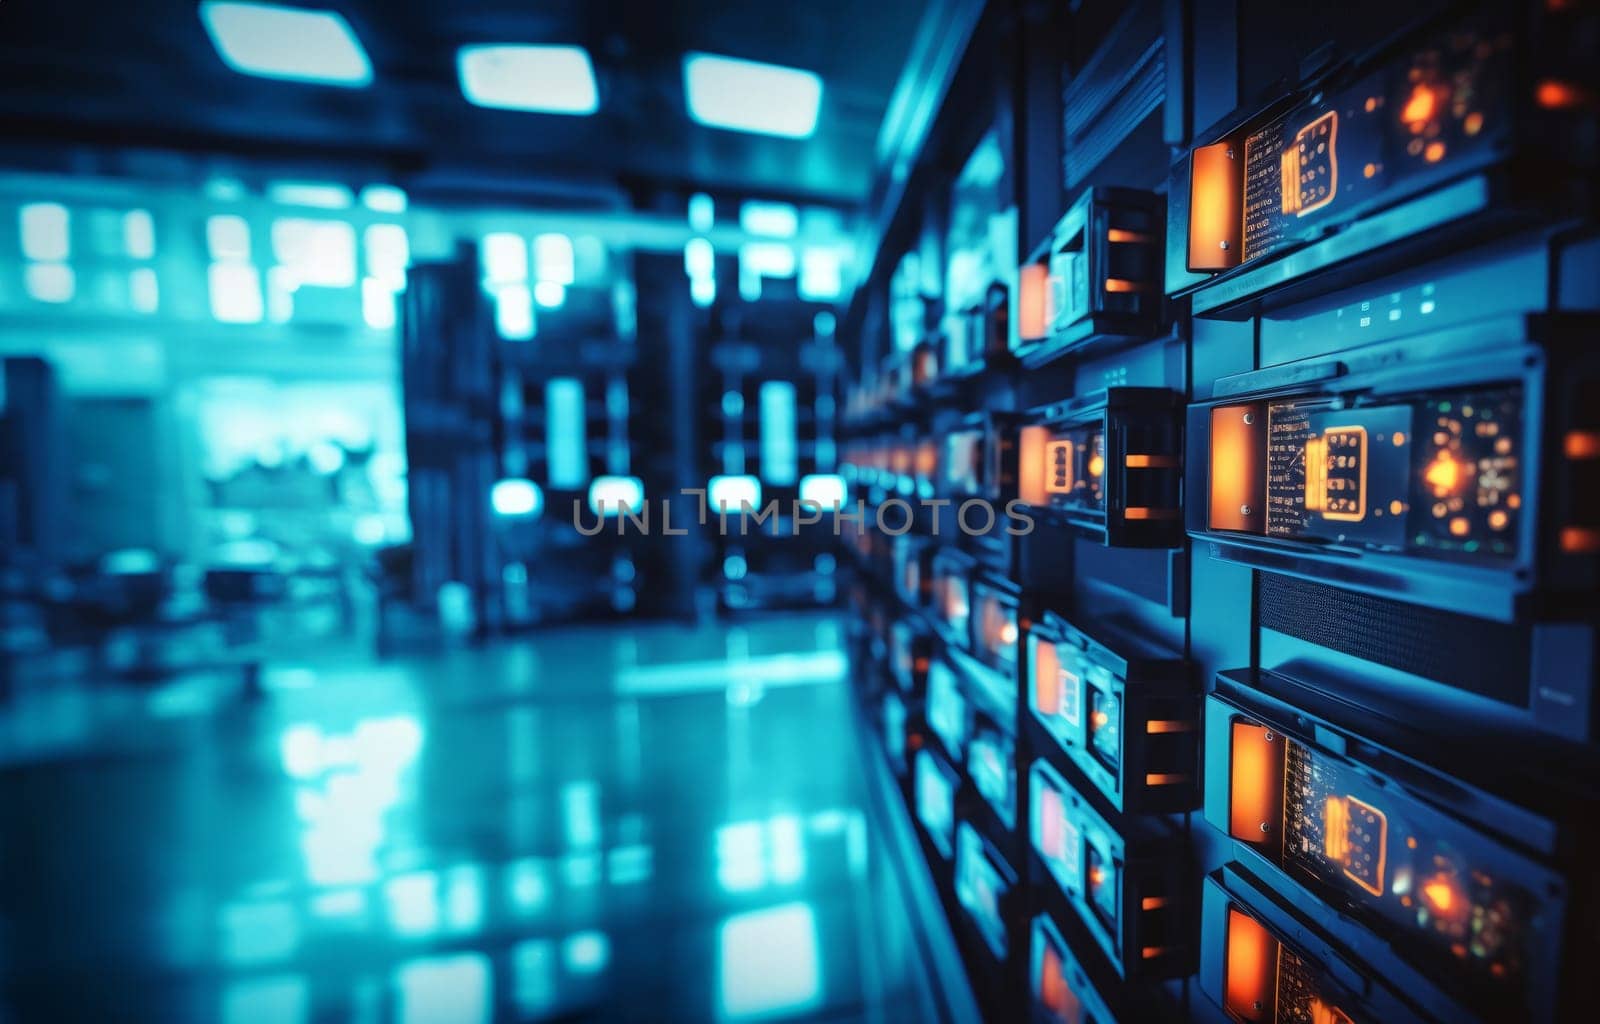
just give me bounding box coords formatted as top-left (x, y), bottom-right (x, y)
top-left (1019, 262), bottom-right (1051, 342)
top-left (1188, 141), bottom-right (1242, 272)
top-left (1018, 425), bottom-right (1050, 506)
top-left (1210, 404), bottom-right (1266, 532)
top-left (1229, 721), bottom-right (1282, 844)
top-left (1224, 908), bottom-right (1276, 1022)
top-left (1034, 638), bottom-right (1062, 716)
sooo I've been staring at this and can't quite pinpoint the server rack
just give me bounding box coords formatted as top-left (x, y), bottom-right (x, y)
top-left (843, 1), bottom-right (1600, 1020)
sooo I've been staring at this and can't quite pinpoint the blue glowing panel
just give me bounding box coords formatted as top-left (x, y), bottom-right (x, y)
top-left (122, 210), bottom-right (155, 259)
top-left (360, 184), bottom-right (408, 212)
top-left (271, 218), bottom-right (356, 287)
top-left (364, 224), bottom-right (410, 287)
top-left (200, 2), bottom-right (373, 87)
top-left (545, 378), bottom-right (588, 489)
top-left (24, 264), bottom-right (74, 304)
top-left (394, 953), bottom-right (491, 1024)
top-left (914, 750), bottom-right (957, 857)
top-left (709, 474), bottom-right (761, 513)
top-left (495, 285), bottom-right (535, 340)
top-left (758, 381), bottom-right (798, 486)
top-left (562, 931), bottom-right (610, 974)
top-left (207, 214), bottom-right (252, 263)
top-left (220, 975), bottom-right (308, 1024)
top-left (268, 181), bottom-right (354, 208)
top-left (208, 264), bottom-right (264, 323)
top-left (587, 476), bottom-right (643, 517)
top-left (683, 53), bottom-right (822, 138)
top-left (534, 233), bottom-right (576, 285)
top-left (799, 473), bottom-right (846, 509)
top-left (955, 822), bottom-right (1010, 959)
top-left (799, 247), bottom-right (843, 301)
top-left (19, 202), bottom-right (70, 262)
top-left (689, 192), bottom-right (715, 233)
top-left (717, 903), bottom-right (822, 1020)
top-left (740, 201), bottom-right (799, 239)
top-left (491, 479), bottom-right (542, 518)
top-left (458, 45), bottom-right (599, 114)
top-left (925, 659), bottom-right (967, 759)
top-left (483, 232), bottom-right (528, 284)
top-left (534, 281), bottom-right (566, 309)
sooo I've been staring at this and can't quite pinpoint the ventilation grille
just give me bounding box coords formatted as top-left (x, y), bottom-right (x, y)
top-left (1258, 573), bottom-right (1531, 708)
top-left (1063, 6), bottom-right (1165, 191)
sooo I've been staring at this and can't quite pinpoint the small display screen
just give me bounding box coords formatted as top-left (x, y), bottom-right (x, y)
top-left (1088, 687), bottom-right (1121, 771)
top-left (1046, 426), bottom-right (1106, 512)
top-left (1275, 735), bottom-right (1536, 992)
top-left (1239, 11), bottom-right (1510, 265)
top-left (1238, 384), bottom-right (1522, 560)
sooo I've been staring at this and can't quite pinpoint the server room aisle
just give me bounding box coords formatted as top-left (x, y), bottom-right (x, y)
top-left (0, 614), bottom-right (933, 1022)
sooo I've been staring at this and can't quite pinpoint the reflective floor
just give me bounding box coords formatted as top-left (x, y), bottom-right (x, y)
top-left (0, 614), bottom-right (934, 1022)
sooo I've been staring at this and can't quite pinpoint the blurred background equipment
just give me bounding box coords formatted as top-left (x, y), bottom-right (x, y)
top-left (1, 1), bottom-right (1597, 1022)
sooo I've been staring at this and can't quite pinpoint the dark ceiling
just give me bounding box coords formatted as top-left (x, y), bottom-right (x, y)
top-left (0, 1), bottom-right (930, 205)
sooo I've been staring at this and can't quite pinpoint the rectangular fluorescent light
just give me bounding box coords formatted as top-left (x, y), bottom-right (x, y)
top-left (588, 476), bottom-right (643, 517)
top-left (491, 479), bottom-right (543, 518)
top-left (709, 475), bottom-right (762, 514)
top-left (740, 201), bottom-right (798, 238)
top-left (759, 381), bottom-right (797, 486)
top-left (458, 45), bottom-right (599, 114)
top-left (268, 181), bottom-right (354, 209)
top-left (683, 53), bottom-right (821, 138)
top-left (200, 3), bottom-right (373, 87)
top-left (546, 378), bottom-right (588, 488)
top-left (799, 474), bottom-right (846, 508)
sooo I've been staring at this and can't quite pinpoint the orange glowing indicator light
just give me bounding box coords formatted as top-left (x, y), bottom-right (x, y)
top-left (1565, 430), bottom-right (1600, 459)
top-left (1425, 141), bottom-right (1446, 163)
top-left (1423, 879), bottom-right (1456, 914)
top-left (1464, 111), bottom-right (1484, 136)
top-left (1106, 228), bottom-right (1151, 244)
top-left (1363, 162), bottom-right (1377, 179)
top-left (1088, 453), bottom-right (1105, 478)
top-left (998, 621), bottom-right (1018, 645)
top-left (1488, 510), bottom-right (1509, 531)
top-left (1402, 85), bottom-right (1437, 127)
top-left (1104, 278), bottom-right (1145, 293)
top-left (1091, 710), bottom-right (1111, 730)
top-left (1089, 865), bottom-right (1106, 887)
top-left (1424, 454), bottom-right (1464, 495)
top-left (1561, 526), bottom-right (1600, 554)
top-left (1323, 796), bottom-right (1350, 863)
top-left (1449, 517), bottom-right (1471, 537)
top-left (1537, 79), bottom-right (1589, 110)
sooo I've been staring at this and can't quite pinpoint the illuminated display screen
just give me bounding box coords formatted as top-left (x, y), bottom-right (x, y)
top-left (1214, 385), bottom-right (1523, 560)
top-left (883, 692), bottom-right (906, 764)
top-left (1046, 425), bottom-right (1106, 512)
top-left (973, 582), bottom-right (1019, 671)
top-left (1031, 915), bottom-right (1113, 1024)
top-left (944, 428), bottom-right (984, 496)
top-left (1223, 905), bottom-right (1359, 1024)
top-left (926, 659), bottom-right (967, 759)
top-left (1226, 717), bottom-right (1551, 1002)
top-left (969, 727), bottom-right (1015, 828)
top-left (915, 750), bottom-right (957, 858)
top-left (1237, 12), bottom-right (1510, 266)
top-left (1031, 762), bottom-right (1119, 950)
top-left (955, 822), bottom-right (1011, 959)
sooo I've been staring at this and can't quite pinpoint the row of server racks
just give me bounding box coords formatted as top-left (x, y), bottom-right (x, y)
top-left (842, 1), bottom-right (1599, 1021)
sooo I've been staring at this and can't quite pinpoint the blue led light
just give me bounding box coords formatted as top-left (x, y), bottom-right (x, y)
top-left (683, 53), bottom-right (822, 139)
top-left (587, 476), bottom-right (644, 517)
top-left (20, 202), bottom-right (69, 262)
top-left (717, 903), bottom-right (822, 1020)
top-left (759, 381), bottom-right (797, 486)
top-left (200, 2), bottom-right (373, 87)
top-left (709, 475), bottom-right (761, 513)
top-left (546, 378), bottom-right (588, 488)
top-left (799, 474), bottom-right (846, 509)
top-left (458, 45), bottom-right (599, 114)
top-left (491, 478), bottom-right (543, 518)
top-left (740, 201), bottom-right (799, 238)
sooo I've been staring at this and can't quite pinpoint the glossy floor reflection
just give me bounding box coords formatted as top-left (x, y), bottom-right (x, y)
top-left (0, 614), bottom-right (933, 1022)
